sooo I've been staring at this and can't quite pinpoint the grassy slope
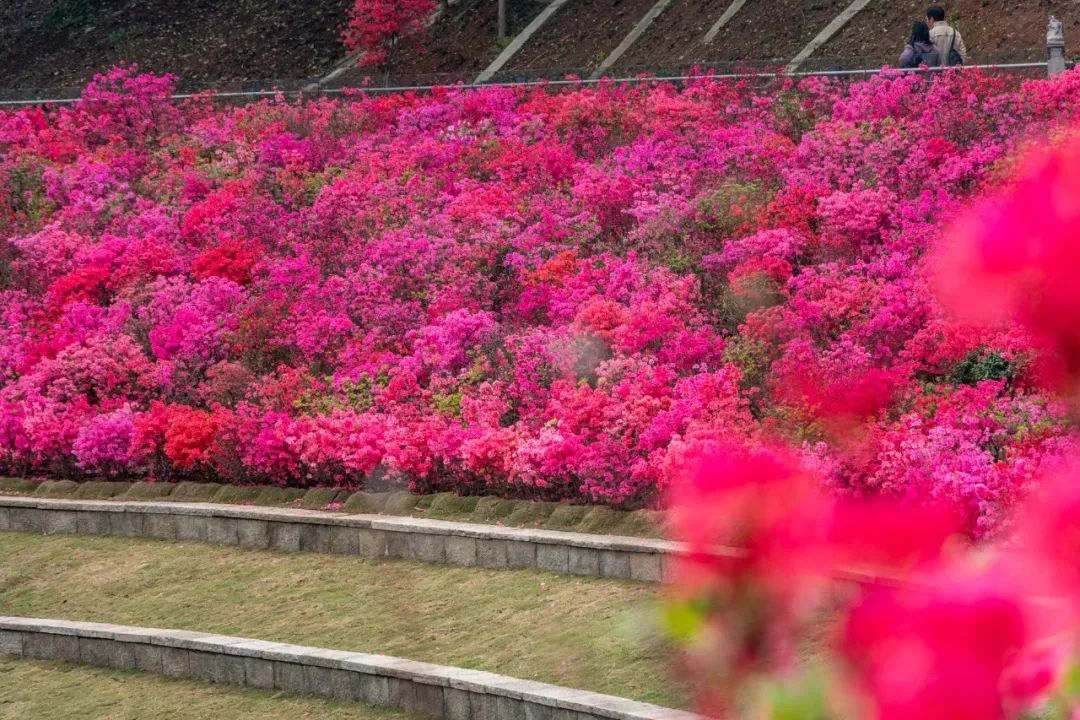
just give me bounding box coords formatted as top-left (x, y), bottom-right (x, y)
top-left (0, 532), bottom-right (687, 708)
top-left (0, 657), bottom-right (415, 719)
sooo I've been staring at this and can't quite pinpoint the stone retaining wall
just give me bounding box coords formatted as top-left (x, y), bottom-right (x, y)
top-left (0, 496), bottom-right (705, 582)
top-left (0, 617), bottom-right (701, 720)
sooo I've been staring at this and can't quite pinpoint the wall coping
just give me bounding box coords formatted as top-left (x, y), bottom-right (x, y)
top-left (0, 616), bottom-right (702, 720)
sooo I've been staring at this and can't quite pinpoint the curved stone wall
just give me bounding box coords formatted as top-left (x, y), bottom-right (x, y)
top-left (0, 616), bottom-right (702, 720)
top-left (0, 496), bottom-right (700, 582)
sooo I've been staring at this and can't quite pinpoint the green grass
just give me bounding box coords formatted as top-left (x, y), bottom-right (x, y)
top-left (0, 532), bottom-right (687, 708)
top-left (0, 657), bottom-right (416, 719)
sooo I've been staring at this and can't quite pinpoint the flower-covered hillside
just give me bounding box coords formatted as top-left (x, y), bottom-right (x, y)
top-left (2, 67), bottom-right (1078, 530)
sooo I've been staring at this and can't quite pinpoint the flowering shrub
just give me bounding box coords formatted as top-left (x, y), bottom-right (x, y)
top-left (341, 0), bottom-right (437, 71)
top-left (2, 65), bottom-right (1080, 513)
top-left (667, 131), bottom-right (1080, 720)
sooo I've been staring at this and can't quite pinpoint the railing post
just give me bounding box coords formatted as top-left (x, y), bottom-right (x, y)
top-left (1048, 15), bottom-right (1066, 77)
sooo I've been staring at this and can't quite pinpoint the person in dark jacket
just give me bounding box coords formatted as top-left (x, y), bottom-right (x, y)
top-left (899, 21), bottom-right (942, 68)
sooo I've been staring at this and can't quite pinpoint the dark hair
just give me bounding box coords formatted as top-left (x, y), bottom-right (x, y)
top-left (910, 20), bottom-right (931, 45)
top-left (927, 6), bottom-right (946, 22)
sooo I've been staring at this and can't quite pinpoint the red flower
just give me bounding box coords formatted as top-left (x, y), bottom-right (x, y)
top-left (670, 443), bottom-right (831, 594)
top-left (46, 266), bottom-right (110, 311)
top-left (163, 406), bottom-right (220, 469)
top-left (192, 238), bottom-right (260, 285)
top-left (1013, 453), bottom-right (1080, 609)
top-left (341, 0), bottom-right (436, 68)
top-left (936, 134), bottom-right (1080, 394)
top-left (828, 498), bottom-right (965, 577)
top-left (842, 571), bottom-right (1029, 720)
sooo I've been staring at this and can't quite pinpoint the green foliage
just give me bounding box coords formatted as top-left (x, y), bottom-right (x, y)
top-left (170, 482), bottom-right (223, 502)
top-left (343, 491), bottom-right (389, 513)
top-left (295, 373), bottom-right (385, 416)
top-left (426, 492), bottom-right (479, 518)
top-left (382, 491), bottom-right (422, 514)
top-left (948, 350), bottom-right (1013, 386)
top-left (432, 392), bottom-right (463, 417)
top-left (0, 477), bottom-right (38, 494)
top-left (107, 25), bottom-right (137, 48)
top-left (300, 487), bottom-right (346, 509)
top-left (661, 250), bottom-right (694, 275)
top-left (545, 504), bottom-right (590, 530)
top-left (504, 500), bottom-right (557, 527)
top-left (40, 0), bottom-right (98, 36)
top-left (695, 181), bottom-right (762, 237)
top-left (5, 163), bottom-right (54, 229)
top-left (764, 672), bottom-right (833, 720)
top-left (724, 336), bottom-right (772, 393)
top-left (616, 509), bottom-right (666, 538)
top-left (35, 479), bottom-right (79, 497)
top-left (210, 485), bottom-right (261, 504)
top-left (124, 481), bottom-right (178, 500)
top-left (578, 506), bottom-right (624, 533)
top-left (773, 90), bottom-right (815, 141)
top-left (470, 495), bottom-right (517, 523)
top-left (662, 597), bottom-right (709, 642)
top-left (74, 481), bottom-right (131, 499)
top-left (254, 486), bottom-right (305, 506)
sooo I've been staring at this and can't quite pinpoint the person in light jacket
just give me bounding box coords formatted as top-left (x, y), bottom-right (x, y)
top-left (927, 6), bottom-right (968, 65)
top-left (900, 21), bottom-right (941, 68)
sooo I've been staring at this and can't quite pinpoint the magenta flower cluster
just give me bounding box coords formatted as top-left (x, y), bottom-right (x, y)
top-left (0, 66), bottom-right (1076, 524)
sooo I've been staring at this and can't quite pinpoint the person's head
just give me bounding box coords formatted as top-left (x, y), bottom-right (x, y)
top-left (926, 6), bottom-right (946, 26)
top-left (911, 20), bottom-right (931, 45)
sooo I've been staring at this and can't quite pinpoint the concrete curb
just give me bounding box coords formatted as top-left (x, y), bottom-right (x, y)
top-left (0, 496), bottom-right (708, 582)
top-left (0, 617), bottom-right (701, 720)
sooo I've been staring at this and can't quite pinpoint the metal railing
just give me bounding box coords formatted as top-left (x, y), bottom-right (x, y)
top-left (0, 58), bottom-right (1062, 108)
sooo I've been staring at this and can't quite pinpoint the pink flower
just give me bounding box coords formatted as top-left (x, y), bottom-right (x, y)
top-left (936, 135), bottom-right (1080, 393)
top-left (841, 570), bottom-right (1031, 720)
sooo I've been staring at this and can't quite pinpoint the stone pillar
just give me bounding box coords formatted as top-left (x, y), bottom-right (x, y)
top-left (1048, 15), bottom-right (1066, 77)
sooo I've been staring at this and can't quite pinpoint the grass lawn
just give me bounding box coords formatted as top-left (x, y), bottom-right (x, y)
top-left (0, 657), bottom-right (416, 719)
top-left (0, 532), bottom-right (687, 709)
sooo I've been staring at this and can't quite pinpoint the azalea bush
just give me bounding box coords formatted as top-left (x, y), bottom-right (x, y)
top-left (342, 0), bottom-right (437, 72)
top-left (667, 132), bottom-right (1080, 719)
top-left (2, 65), bottom-right (1080, 519)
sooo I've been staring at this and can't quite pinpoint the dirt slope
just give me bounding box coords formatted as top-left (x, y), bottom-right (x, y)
top-left (506, 0), bottom-right (661, 74)
top-left (0, 0), bottom-right (1073, 92)
top-left (331, 0), bottom-right (548, 87)
top-left (612, 0), bottom-right (733, 72)
top-left (0, 0), bottom-right (352, 90)
top-left (816, 0), bottom-right (1080, 66)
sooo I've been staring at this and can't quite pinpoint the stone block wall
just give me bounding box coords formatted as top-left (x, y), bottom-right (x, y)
top-left (0, 617), bottom-right (701, 720)
top-left (0, 497), bottom-right (697, 583)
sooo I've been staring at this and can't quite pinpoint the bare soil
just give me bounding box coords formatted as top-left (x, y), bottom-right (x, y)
top-left (0, 0), bottom-right (353, 91)
top-left (817, 0), bottom-right (1080, 66)
top-left (708, 0), bottom-right (850, 64)
top-left (507, 0), bottom-right (662, 75)
top-left (0, 0), bottom-right (1073, 92)
top-left (332, 0), bottom-right (549, 87)
top-left (613, 0), bottom-right (736, 71)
